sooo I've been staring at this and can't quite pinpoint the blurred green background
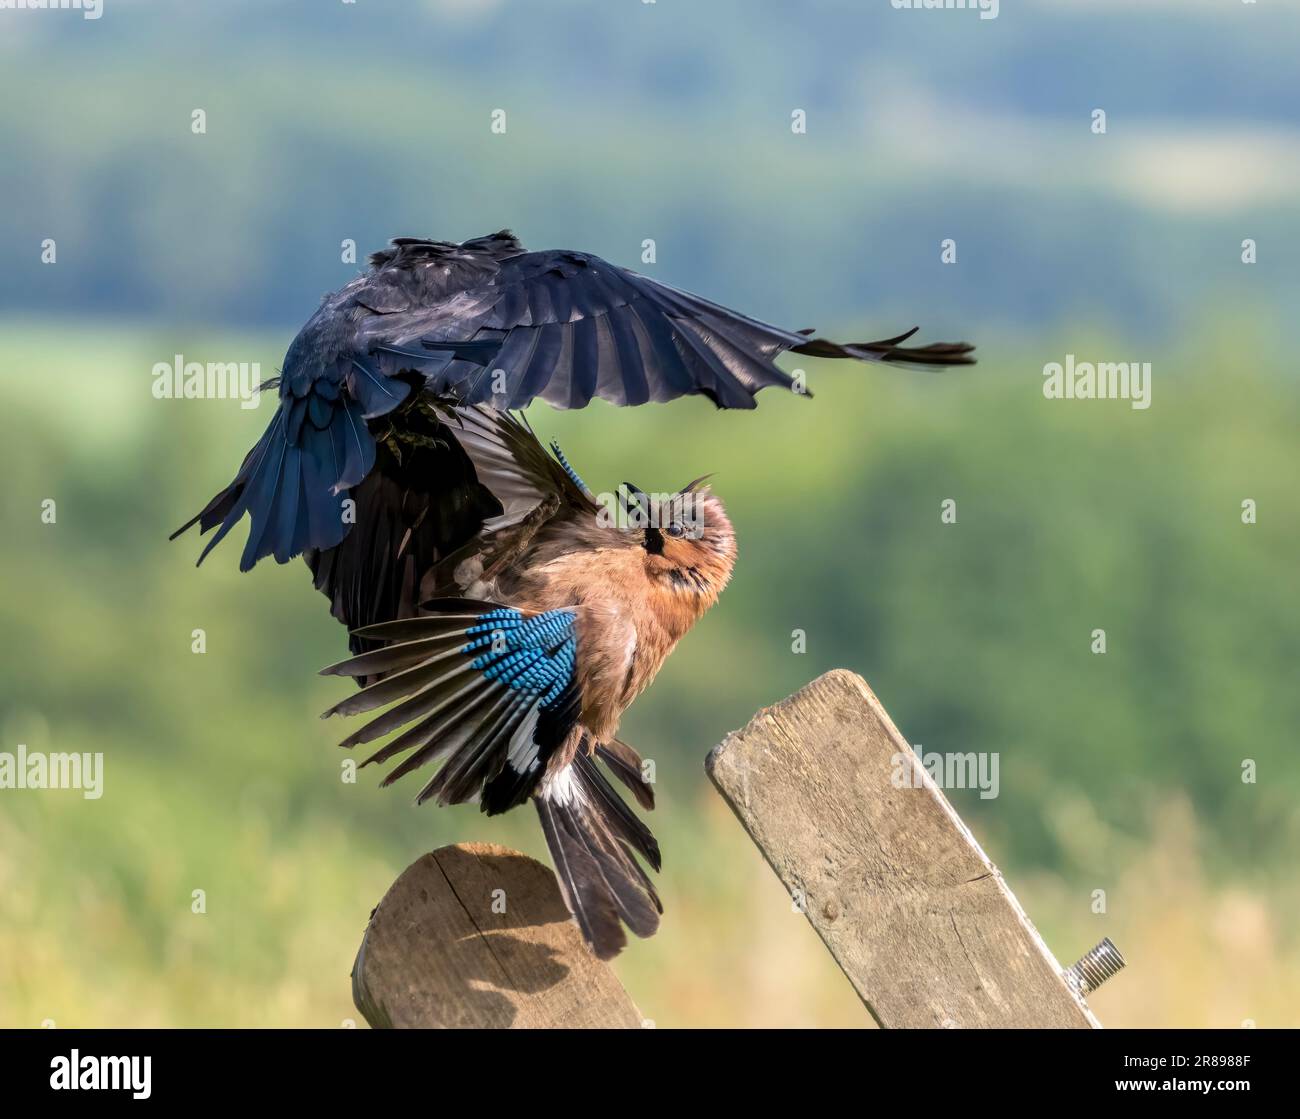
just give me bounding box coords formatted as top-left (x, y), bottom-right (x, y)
top-left (2, 0), bottom-right (1297, 1028)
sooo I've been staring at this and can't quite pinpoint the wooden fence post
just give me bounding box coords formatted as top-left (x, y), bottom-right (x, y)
top-left (351, 672), bottom-right (1117, 1028)
top-left (351, 842), bottom-right (644, 1029)
top-left (706, 669), bottom-right (1106, 1028)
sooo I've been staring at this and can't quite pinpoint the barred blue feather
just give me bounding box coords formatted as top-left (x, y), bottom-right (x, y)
top-left (464, 608), bottom-right (577, 706)
top-left (548, 442), bottom-right (591, 496)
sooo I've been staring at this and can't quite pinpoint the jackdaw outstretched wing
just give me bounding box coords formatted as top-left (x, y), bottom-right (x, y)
top-left (172, 230), bottom-right (973, 577)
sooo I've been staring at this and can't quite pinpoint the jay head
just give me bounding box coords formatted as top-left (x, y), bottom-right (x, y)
top-left (616, 479), bottom-right (736, 604)
top-left (173, 230), bottom-right (972, 960)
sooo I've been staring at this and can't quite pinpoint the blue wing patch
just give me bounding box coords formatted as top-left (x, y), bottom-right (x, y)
top-left (462, 608), bottom-right (577, 707)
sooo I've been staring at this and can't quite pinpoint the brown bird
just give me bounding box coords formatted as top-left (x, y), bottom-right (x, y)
top-left (173, 231), bottom-right (973, 957)
top-left (316, 406), bottom-right (736, 957)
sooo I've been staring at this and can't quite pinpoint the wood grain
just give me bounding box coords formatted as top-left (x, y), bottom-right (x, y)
top-left (706, 669), bottom-right (1101, 1029)
top-left (352, 842), bottom-right (644, 1029)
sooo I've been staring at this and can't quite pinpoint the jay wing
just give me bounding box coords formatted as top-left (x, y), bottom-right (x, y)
top-left (319, 602), bottom-right (581, 811)
top-left (320, 598), bottom-right (663, 960)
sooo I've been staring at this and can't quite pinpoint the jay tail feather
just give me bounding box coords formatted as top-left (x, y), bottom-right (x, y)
top-left (173, 231), bottom-right (974, 958)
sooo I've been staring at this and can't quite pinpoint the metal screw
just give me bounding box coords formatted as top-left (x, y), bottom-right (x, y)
top-left (1065, 937), bottom-right (1126, 996)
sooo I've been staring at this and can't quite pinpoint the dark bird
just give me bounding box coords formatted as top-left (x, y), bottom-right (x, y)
top-left (173, 230), bottom-right (973, 958)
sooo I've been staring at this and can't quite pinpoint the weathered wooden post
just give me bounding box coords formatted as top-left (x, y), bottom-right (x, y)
top-left (352, 671), bottom-right (1121, 1028)
top-left (706, 669), bottom-right (1114, 1028)
top-left (352, 842), bottom-right (643, 1029)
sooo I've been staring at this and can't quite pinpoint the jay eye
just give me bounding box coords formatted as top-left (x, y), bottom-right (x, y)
top-left (665, 521), bottom-right (685, 538)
